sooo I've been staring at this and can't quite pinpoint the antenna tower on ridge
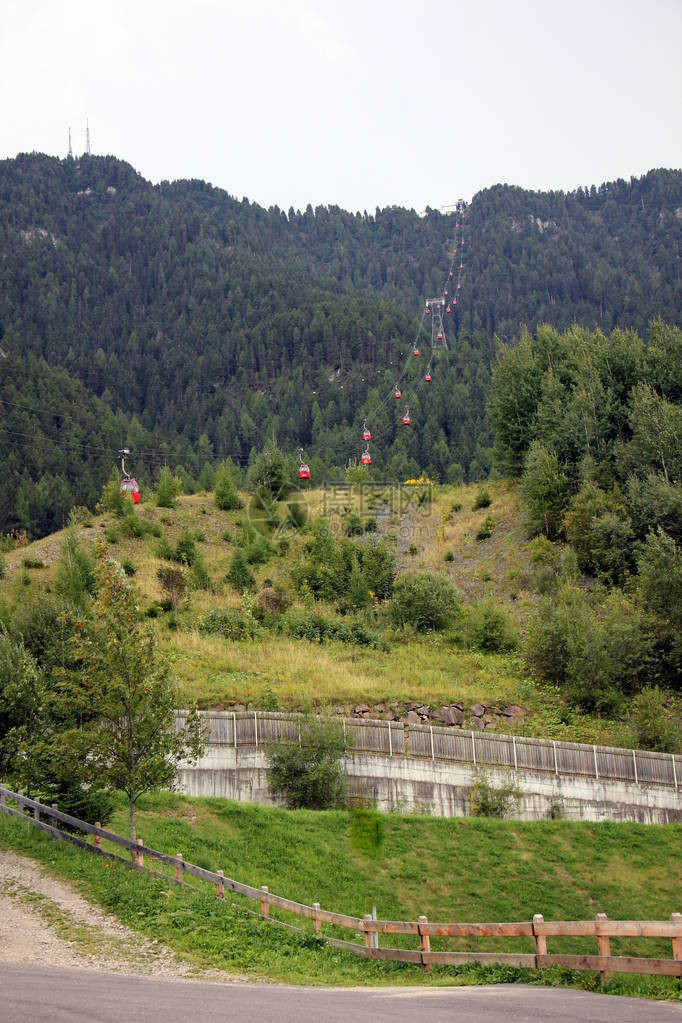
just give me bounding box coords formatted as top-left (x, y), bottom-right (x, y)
top-left (68, 127), bottom-right (73, 158)
top-left (86, 118), bottom-right (91, 155)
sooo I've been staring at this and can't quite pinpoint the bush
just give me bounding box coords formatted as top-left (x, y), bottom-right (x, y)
top-left (189, 554), bottom-right (211, 591)
top-left (97, 470), bottom-right (127, 517)
top-left (247, 441), bottom-right (293, 500)
top-left (226, 549), bottom-right (256, 591)
top-left (11, 592), bottom-right (79, 673)
top-left (200, 608), bottom-right (258, 641)
top-left (524, 585), bottom-right (656, 713)
top-left (155, 466), bottom-right (181, 509)
top-left (0, 554), bottom-right (5, 580)
top-left (469, 772), bottom-right (520, 818)
top-left (564, 482), bottom-right (634, 583)
top-left (256, 586), bottom-right (290, 617)
top-left (628, 688), bottom-right (681, 754)
top-left (283, 610), bottom-right (378, 648)
top-left (265, 716), bottom-right (349, 809)
top-left (214, 461), bottom-right (243, 511)
top-left (389, 573), bottom-right (459, 632)
top-left (54, 529), bottom-right (95, 609)
top-left (465, 600), bottom-right (517, 653)
top-left (121, 559), bottom-right (137, 576)
top-left (67, 506), bottom-right (93, 527)
top-left (364, 517), bottom-right (378, 534)
top-left (174, 531), bottom-right (198, 567)
top-left (246, 536), bottom-right (273, 566)
top-left (475, 515), bottom-right (494, 542)
top-left (286, 500), bottom-right (307, 531)
top-left (22, 556), bottom-right (44, 569)
top-left (105, 523), bottom-right (119, 544)
top-left (156, 566), bottom-right (188, 612)
top-left (444, 550), bottom-right (454, 562)
top-left (345, 513), bottom-right (364, 537)
top-left (473, 489), bottom-right (491, 510)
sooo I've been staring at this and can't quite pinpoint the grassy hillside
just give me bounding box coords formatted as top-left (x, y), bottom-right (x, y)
top-left (0, 481), bottom-right (643, 746)
top-left (0, 794), bottom-right (679, 998)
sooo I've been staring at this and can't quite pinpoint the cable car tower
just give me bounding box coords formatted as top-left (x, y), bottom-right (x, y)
top-left (425, 298), bottom-right (448, 350)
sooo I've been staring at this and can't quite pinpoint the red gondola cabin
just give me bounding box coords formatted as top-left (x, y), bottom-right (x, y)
top-left (298, 463), bottom-right (311, 480)
top-left (120, 477), bottom-right (140, 504)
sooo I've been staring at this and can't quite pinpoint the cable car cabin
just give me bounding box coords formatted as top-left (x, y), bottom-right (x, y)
top-left (424, 372), bottom-right (432, 382)
top-left (444, 289), bottom-right (448, 297)
top-left (449, 270), bottom-right (454, 278)
top-left (361, 450), bottom-right (372, 465)
top-left (402, 413), bottom-right (411, 426)
top-left (363, 428), bottom-right (371, 441)
top-left (437, 332), bottom-right (443, 341)
top-left (425, 305), bottom-right (431, 315)
top-left (120, 477), bottom-right (140, 503)
top-left (446, 305), bottom-right (451, 313)
top-left (298, 463), bottom-right (311, 480)
top-left (394, 388), bottom-right (402, 399)
top-left (453, 298), bottom-right (457, 305)
top-left (457, 282), bottom-right (462, 290)
top-left (413, 347), bottom-right (420, 357)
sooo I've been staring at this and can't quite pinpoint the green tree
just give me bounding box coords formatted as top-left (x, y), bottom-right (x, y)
top-left (74, 553), bottom-right (204, 844)
top-left (520, 441), bottom-right (569, 539)
top-left (389, 572), bottom-right (459, 632)
top-left (54, 528), bottom-right (96, 609)
top-left (155, 466), bottom-right (181, 509)
top-left (0, 629), bottom-right (42, 778)
top-left (214, 460), bottom-right (243, 511)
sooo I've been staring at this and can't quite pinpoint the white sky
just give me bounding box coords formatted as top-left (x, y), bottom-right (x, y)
top-left (1, 0), bottom-right (681, 213)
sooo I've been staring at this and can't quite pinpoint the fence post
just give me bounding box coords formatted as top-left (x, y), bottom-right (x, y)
top-left (17, 791), bottom-right (23, 816)
top-left (596, 913), bottom-right (610, 983)
top-left (93, 822), bottom-right (101, 849)
top-left (233, 712), bottom-right (237, 750)
top-left (312, 902), bottom-right (321, 933)
top-left (387, 722), bottom-right (392, 757)
top-left (363, 914), bottom-right (373, 950)
top-left (33, 803), bottom-right (39, 823)
top-left (260, 886), bottom-right (269, 919)
top-left (51, 804), bottom-right (58, 838)
top-left (593, 745), bottom-right (599, 780)
top-left (471, 731), bottom-right (476, 766)
top-left (632, 750), bottom-right (638, 785)
top-left (512, 734), bottom-right (518, 772)
top-left (533, 914), bottom-right (547, 963)
top-left (0, 789), bottom-right (5, 808)
top-left (672, 755), bottom-right (678, 790)
top-left (552, 741), bottom-right (559, 776)
top-left (429, 726), bottom-right (435, 761)
top-left (254, 712), bottom-right (259, 748)
top-left (418, 915), bottom-right (431, 972)
top-left (671, 913), bottom-right (681, 962)
top-left (135, 839), bottom-right (144, 867)
top-left (175, 853), bottom-right (184, 883)
top-left (216, 870), bottom-right (225, 899)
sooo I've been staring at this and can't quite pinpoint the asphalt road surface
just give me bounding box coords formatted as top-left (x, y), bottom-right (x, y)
top-left (1, 965), bottom-right (681, 1023)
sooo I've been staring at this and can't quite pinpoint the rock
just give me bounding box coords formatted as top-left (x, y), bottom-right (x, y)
top-left (441, 706), bottom-right (464, 726)
top-left (362, 711), bottom-right (371, 719)
top-left (470, 703), bottom-right (485, 717)
top-left (354, 704), bottom-right (370, 715)
top-left (407, 710), bottom-right (421, 724)
top-left (485, 718), bottom-right (498, 730)
top-left (500, 704), bottom-right (526, 718)
top-left (469, 717), bottom-right (485, 731)
top-left (405, 703), bottom-right (416, 712)
top-left (416, 705), bottom-right (429, 716)
top-left (374, 703), bottom-right (387, 714)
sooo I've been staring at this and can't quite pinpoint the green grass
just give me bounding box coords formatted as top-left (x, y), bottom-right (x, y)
top-left (0, 795), bottom-right (679, 998)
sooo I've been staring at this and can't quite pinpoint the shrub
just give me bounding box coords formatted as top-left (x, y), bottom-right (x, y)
top-left (156, 566), bottom-right (188, 612)
top-left (155, 466), bottom-right (181, 509)
top-left (265, 716), bottom-right (349, 809)
top-left (247, 441), bottom-right (293, 500)
top-left (174, 531), bottom-right (197, 567)
top-left (475, 515), bottom-right (494, 542)
top-left (11, 592), bottom-right (79, 673)
top-left (444, 550), bottom-right (454, 562)
top-left (345, 513), bottom-right (364, 537)
top-left (22, 556), bottom-right (45, 569)
top-left (389, 572), bottom-right (459, 632)
top-left (364, 517), bottom-right (378, 534)
top-left (246, 536), bottom-right (273, 566)
top-left (256, 586), bottom-right (290, 616)
top-left (67, 506), bottom-right (93, 527)
top-left (408, 544), bottom-right (418, 556)
top-left (628, 688), bottom-right (681, 754)
top-left (564, 482), bottom-right (634, 583)
top-left (226, 549), bottom-right (256, 591)
top-left (473, 489), bottom-right (491, 510)
top-left (469, 772), bottom-right (520, 818)
top-left (189, 554), bottom-right (211, 591)
top-left (465, 600), bottom-right (517, 653)
top-left (119, 559), bottom-right (136, 577)
top-left (97, 471), bottom-right (127, 517)
top-left (0, 554), bottom-right (5, 580)
top-left (286, 500), bottom-right (307, 531)
top-left (105, 523), bottom-right (119, 544)
top-left (528, 534), bottom-right (561, 593)
top-left (200, 608), bottom-right (258, 641)
top-left (214, 461), bottom-right (243, 511)
top-left (54, 529), bottom-right (95, 609)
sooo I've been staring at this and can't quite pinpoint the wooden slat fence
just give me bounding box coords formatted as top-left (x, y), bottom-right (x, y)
top-left (0, 784), bottom-right (679, 978)
top-left (181, 711), bottom-right (681, 789)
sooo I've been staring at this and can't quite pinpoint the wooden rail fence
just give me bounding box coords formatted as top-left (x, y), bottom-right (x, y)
top-left (1, 783), bottom-right (680, 978)
top-left (176, 710), bottom-right (682, 789)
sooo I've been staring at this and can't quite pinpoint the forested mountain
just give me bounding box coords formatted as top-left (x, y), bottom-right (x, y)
top-left (1, 153), bottom-right (680, 536)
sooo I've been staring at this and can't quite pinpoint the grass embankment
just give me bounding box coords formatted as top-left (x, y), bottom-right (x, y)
top-left (0, 483), bottom-right (627, 744)
top-left (0, 794), bottom-right (680, 998)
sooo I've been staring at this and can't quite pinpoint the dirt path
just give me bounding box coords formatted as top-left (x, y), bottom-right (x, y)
top-left (0, 848), bottom-right (229, 979)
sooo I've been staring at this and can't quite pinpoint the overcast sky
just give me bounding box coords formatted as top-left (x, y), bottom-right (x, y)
top-left (2, 0), bottom-right (681, 213)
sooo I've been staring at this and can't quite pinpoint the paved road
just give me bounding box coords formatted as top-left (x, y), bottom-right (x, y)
top-left (1, 965), bottom-right (680, 1023)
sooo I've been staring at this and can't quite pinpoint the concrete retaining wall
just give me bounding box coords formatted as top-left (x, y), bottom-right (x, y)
top-left (177, 746), bottom-right (682, 823)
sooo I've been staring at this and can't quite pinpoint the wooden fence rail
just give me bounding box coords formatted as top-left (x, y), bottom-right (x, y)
top-left (1, 784), bottom-right (680, 978)
top-left (175, 711), bottom-right (681, 789)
